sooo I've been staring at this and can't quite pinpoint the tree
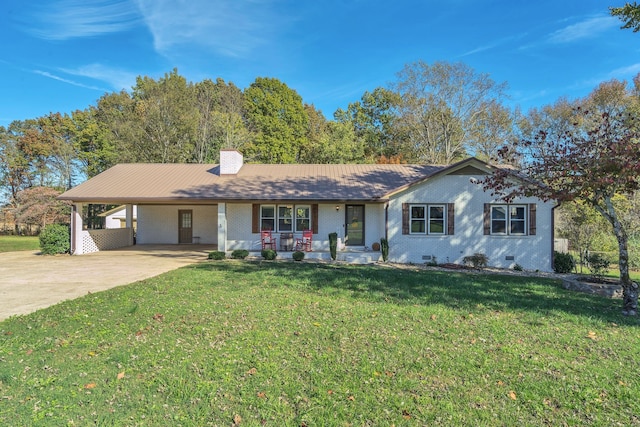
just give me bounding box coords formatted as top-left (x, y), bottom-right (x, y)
top-left (610, 2), bottom-right (640, 32)
top-left (244, 77), bottom-right (308, 163)
top-left (13, 187), bottom-right (71, 231)
top-left (393, 61), bottom-right (509, 164)
top-left (335, 87), bottom-right (401, 162)
top-left (482, 82), bottom-right (640, 315)
top-left (131, 69), bottom-right (197, 163)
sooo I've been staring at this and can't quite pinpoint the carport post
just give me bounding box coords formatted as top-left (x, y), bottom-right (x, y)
top-left (125, 204), bottom-right (134, 245)
top-left (71, 203), bottom-right (84, 255)
top-left (218, 203), bottom-right (227, 252)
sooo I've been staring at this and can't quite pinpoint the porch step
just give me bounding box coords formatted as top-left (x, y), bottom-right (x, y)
top-left (243, 250), bottom-right (381, 264)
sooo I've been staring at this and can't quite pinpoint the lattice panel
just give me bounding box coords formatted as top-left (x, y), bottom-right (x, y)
top-left (81, 229), bottom-right (131, 253)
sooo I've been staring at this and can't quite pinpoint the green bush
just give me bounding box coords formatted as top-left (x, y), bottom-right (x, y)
top-left (292, 251), bottom-right (305, 261)
top-left (513, 263), bottom-right (523, 271)
top-left (380, 238), bottom-right (389, 262)
top-left (39, 224), bottom-right (70, 255)
top-left (329, 232), bottom-right (338, 260)
top-left (208, 251), bottom-right (226, 260)
top-left (462, 253), bottom-right (489, 269)
top-left (553, 251), bottom-right (575, 273)
top-left (586, 252), bottom-right (611, 279)
top-left (261, 249), bottom-right (277, 260)
top-left (231, 249), bottom-right (249, 259)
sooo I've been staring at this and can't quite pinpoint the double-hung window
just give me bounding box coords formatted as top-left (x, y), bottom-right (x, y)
top-left (409, 204), bottom-right (446, 235)
top-left (490, 205), bottom-right (527, 235)
top-left (261, 204), bottom-right (311, 232)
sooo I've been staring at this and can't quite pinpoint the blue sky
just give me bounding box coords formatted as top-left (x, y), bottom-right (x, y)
top-left (1, 0), bottom-right (639, 128)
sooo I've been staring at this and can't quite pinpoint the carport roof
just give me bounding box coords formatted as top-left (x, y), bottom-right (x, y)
top-left (58, 159), bottom-right (491, 204)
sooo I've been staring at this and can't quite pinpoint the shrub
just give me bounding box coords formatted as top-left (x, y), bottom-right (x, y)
top-left (261, 249), bottom-right (277, 260)
top-left (208, 251), bottom-right (226, 260)
top-left (329, 232), bottom-right (338, 260)
top-left (39, 224), bottom-right (70, 255)
top-left (425, 256), bottom-right (438, 267)
top-left (513, 263), bottom-right (524, 271)
top-left (462, 253), bottom-right (489, 269)
top-left (553, 251), bottom-right (575, 273)
top-left (380, 238), bottom-right (389, 262)
top-left (231, 249), bottom-right (249, 259)
top-left (586, 252), bottom-right (611, 280)
top-left (292, 251), bottom-right (305, 261)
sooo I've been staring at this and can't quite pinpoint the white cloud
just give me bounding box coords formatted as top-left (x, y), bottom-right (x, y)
top-left (27, 0), bottom-right (140, 40)
top-left (548, 15), bottom-right (618, 44)
top-left (32, 70), bottom-right (107, 91)
top-left (60, 64), bottom-right (138, 91)
top-left (608, 63), bottom-right (640, 79)
top-left (132, 0), bottom-right (290, 58)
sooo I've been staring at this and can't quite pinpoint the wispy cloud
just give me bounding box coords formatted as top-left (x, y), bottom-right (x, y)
top-left (133, 0), bottom-right (292, 58)
top-left (460, 33), bottom-right (529, 57)
top-left (60, 64), bottom-right (137, 91)
top-left (27, 0), bottom-right (140, 40)
top-left (607, 63), bottom-right (640, 79)
top-left (32, 70), bottom-right (107, 91)
top-left (548, 15), bottom-right (618, 44)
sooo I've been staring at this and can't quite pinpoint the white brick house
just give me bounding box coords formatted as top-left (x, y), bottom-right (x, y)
top-left (59, 150), bottom-right (556, 271)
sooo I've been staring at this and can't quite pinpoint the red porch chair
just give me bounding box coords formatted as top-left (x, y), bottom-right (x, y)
top-left (261, 230), bottom-right (276, 250)
top-left (295, 230), bottom-right (313, 252)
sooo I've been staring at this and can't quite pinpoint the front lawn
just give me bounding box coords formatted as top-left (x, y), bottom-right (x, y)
top-left (0, 235), bottom-right (40, 253)
top-left (0, 262), bottom-right (638, 426)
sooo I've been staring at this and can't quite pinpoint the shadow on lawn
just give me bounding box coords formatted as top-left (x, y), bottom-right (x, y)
top-left (192, 261), bottom-right (638, 325)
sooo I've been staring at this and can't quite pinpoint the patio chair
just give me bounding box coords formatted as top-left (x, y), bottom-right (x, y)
top-left (295, 229), bottom-right (313, 252)
top-left (261, 230), bottom-right (276, 250)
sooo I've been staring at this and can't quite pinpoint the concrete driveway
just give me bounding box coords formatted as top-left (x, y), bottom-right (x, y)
top-left (0, 245), bottom-right (215, 321)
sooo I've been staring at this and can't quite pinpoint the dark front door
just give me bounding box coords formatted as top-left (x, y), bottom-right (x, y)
top-left (178, 210), bottom-right (193, 244)
top-left (345, 205), bottom-right (365, 246)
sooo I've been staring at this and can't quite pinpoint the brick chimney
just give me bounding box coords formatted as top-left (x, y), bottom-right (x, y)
top-left (219, 149), bottom-right (243, 175)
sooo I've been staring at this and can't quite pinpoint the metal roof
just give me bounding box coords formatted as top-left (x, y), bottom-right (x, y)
top-left (58, 162), bottom-right (450, 204)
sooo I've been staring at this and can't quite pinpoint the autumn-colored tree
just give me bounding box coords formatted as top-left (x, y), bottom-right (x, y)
top-left (483, 88), bottom-right (640, 314)
top-left (13, 186), bottom-right (71, 230)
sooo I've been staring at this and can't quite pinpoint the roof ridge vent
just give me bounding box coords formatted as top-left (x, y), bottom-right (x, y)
top-left (220, 149), bottom-right (243, 175)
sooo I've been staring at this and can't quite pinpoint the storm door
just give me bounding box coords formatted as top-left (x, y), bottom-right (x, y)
top-left (345, 205), bottom-right (365, 246)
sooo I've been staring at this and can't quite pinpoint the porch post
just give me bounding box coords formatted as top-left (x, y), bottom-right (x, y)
top-left (217, 203), bottom-right (227, 252)
top-left (71, 203), bottom-right (84, 255)
top-left (125, 204), bottom-right (134, 245)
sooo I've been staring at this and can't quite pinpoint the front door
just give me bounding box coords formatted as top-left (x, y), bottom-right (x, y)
top-left (345, 205), bottom-right (365, 246)
top-left (178, 210), bottom-right (193, 244)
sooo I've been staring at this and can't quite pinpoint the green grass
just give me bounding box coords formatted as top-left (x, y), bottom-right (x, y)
top-left (1, 261), bottom-right (639, 426)
top-left (0, 235), bottom-right (40, 252)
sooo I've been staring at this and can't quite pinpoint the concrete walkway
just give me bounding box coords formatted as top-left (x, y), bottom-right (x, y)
top-left (0, 245), bottom-right (215, 321)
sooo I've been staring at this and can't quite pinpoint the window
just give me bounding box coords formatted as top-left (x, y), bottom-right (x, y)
top-left (429, 205), bottom-right (445, 234)
top-left (490, 205), bottom-right (527, 235)
top-left (259, 204), bottom-right (311, 232)
top-left (410, 205), bottom-right (426, 233)
top-left (260, 205), bottom-right (275, 231)
top-left (409, 204), bottom-right (446, 235)
top-left (295, 206), bottom-right (310, 232)
top-left (278, 205), bottom-right (293, 231)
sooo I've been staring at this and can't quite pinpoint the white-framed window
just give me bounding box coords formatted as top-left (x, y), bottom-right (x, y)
top-left (491, 205), bottom-right (527, 235)
top-left (260, 205), bottom-right (275, 231)
top-left (260, 204), bottom-right (311, 232)
top-left (295, 206), bottom-right (310, 232)
top-left (410, 204), bottom-right (446, 235)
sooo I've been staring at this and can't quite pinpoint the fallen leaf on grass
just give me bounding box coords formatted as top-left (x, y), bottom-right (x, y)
top-left (84, 383), bottom-right (97, 389)
top-left (153, 313), bottom-right (164, 321)
top-left (26, 349), bottom-right (33, 355)
top-left (402, 410), bottom-right (411, 419)
top-left (347, 395), bottom-right (355, 401)
top-left (257, 392), bottom-right (266, 399)
top-left (233, 414), bottom-right (242, 425)
top-left (586, 331), bottom-right (597, 340)
top-left (246, 367), bottom-right (257, 375)
top-left (508, 391), bottom-right (517, 400)
top-left (117, 371), bottom-right (125, 380)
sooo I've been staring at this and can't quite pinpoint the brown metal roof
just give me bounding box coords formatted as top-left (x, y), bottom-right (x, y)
top-left (58, 163), bottom-right (447, 204)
